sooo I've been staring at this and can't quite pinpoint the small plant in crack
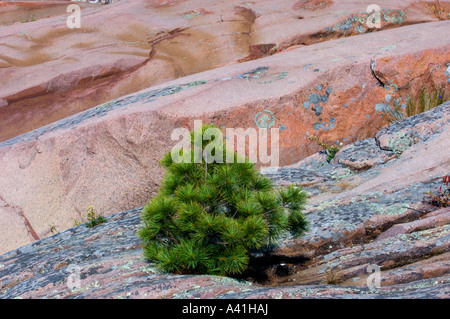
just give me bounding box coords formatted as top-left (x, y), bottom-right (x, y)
top-left (426, 0), bottom-right (450, 20)
top-left (406, 85), bottom-right (448, 117)
top-left (21, 15), bottom-right (37, 23)
top-left (49, 224), bottom-right (58, 234)
top-left (73, 206), bottom-right (108, 228)
top-left (385, 85), bottom-right (449, 123)
top-left (323, 268), bottom-right (343, 285)
top-left (308, 135), bottom-right (340, 163)
top-left (423, 175), bottom-right (450, 208)
top-left (138, 124), bottom-right (309, 276)
top-left (73, 218), bottom-right (83, 227)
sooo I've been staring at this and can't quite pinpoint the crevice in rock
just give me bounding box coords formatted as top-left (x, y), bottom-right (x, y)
top-left (245, 205), bottom-right (443, 287)
top-left (381, 247), bottom-right (449, 272)
top-left (0, 58), bottom-right (151, 143)
top-left (0, 194), bottom-right (39, 242)
top-left (240, 16), bottom-right (440, 63)
top-left (232, 253), bottom-right (310, 284)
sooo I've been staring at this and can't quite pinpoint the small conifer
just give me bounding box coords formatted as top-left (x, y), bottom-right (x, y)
top-left (138, 124), bottom-right (308, 275)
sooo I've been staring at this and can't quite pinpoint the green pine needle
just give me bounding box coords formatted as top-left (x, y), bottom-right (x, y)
top-left (138, 124), bottom-right (309, 276)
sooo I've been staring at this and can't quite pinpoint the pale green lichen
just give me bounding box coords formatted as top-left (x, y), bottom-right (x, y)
top-left (333, 219), bottom-right (355, 230)
top-left (385, 83), bottom-right (399, 94)
top-left (382, 9), bottom-right (406, 23)
top-left (257, 71), bottom-right (289, 84)
top-left (115, 292), bottom-right (134, 299)
top-left (367, 202), bottom-right (408, 215)
top-left (70, 280), bottom-right (101, 294)
top-left (305, 199), bottom-right (340, 212)
top-left (387, 132), bottom-right (414, 155)
top-left (254, 110), bottom-right (276, 128)
top-left (211, 275), bottom-right (253, 287)
top-left (96, 99), bottom-right (120, 110)
top-left (119, 261), bottom-right (135, 271)
top-left (352, 192), bottom-right (384, 203)
top-left (140, 264), bottom-right (160, 274)
top-left (381, 45), bottom-right (396, 52)
top-left (329, 9), bottom-right (406, 34)
top-left (331, 167), bottom-right (353, 180)
top-left (183, 11), bottom-right (204, 19)
top-left (385, 277), bottom-right (449, 294)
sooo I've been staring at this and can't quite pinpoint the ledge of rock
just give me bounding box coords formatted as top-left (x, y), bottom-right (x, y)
top-left (1, 102), bottom-right (449, 298)
top-left (1, 17), bottom-right (449, 254)
top-left (1, 0), bottom-right (449, 142)
top-left (1, 0), bottom-right (450, 299)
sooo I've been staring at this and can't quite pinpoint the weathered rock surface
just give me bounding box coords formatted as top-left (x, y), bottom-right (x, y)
top-left (333, 138), bottom-right (396, 170)
top-left (1, 0), bottom-right (449, 142)
top-left (1, 208), bottom-right (449, 299)
top-left (268, 101), bottom-right (450, 254)
top-left (1, 103), bottom-right (449, 298)
top-left (1, 15), bottom-right (449, 254)
top-left (1, 0), bottom-right (449, 299)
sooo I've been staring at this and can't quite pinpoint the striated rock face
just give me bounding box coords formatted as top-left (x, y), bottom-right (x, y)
top-left (1, 0), bottom-right (449, 143)
top-left (269, 102), bottom-right (450, 251)
top-left (1, 209), bottom-right (450, 299)
top-left (1, 103), bottom-right (449, 299)
top-left (0, 0), bottom-right (450, 140)
top-left (1, 0), bottom-right (449, 299)
top-left (1, 14), bottom-right (449, 253)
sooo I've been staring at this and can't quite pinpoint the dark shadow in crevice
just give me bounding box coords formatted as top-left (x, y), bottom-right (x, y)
top-left (232, 253), bottom-right (310, 284)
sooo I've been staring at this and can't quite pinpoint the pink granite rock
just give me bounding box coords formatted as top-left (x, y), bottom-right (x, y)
top-left (377, 207), bottom-right (450, 241)
top-left (1, 0), bottom-right (448, 142)
top-left (0, 17), bottom-right (450, 254)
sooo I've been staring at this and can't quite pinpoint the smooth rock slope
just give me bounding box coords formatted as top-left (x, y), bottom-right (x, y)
top-left (1, 0), bottom-right (448, 141)
top-left (1, 17), bottom-right (449, 254)
top-left (1, 102), bottom-right (449, 298)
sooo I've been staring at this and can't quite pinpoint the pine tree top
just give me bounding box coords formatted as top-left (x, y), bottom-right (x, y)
top-left (138, 124), bottom-right (308, 275)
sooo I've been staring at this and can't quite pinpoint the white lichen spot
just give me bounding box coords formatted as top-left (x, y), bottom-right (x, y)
top-left (119, 261), bottom-right (135, 271)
